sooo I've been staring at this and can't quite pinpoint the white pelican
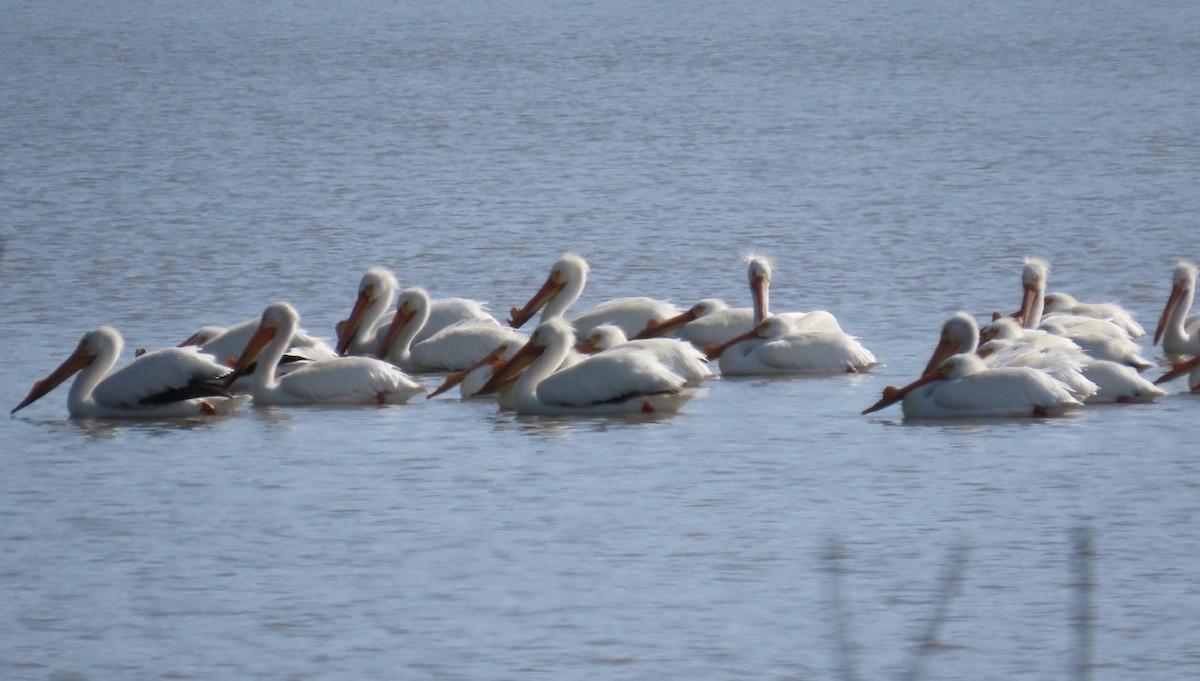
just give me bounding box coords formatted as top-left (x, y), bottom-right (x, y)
top-left (474, 318), bottom-right (694, 415)
top-left (1153, 260), bottom-right (1200, 358)
top-left (707, 314), bottom-right (879, 375)
top-left (426, 338), bottom-right (524, 400)
top-left (225, 302), bottom-right (424, 405)
top-left (633, 298), bottom-right (755, 347)
top-left (375, 287), bottom-right (526, 372)
top-left (336, 266), bottom-right (495, 355)
top-left (12, 327), bottom-right (247, 418)
top-left (1043, 291), bottom-right (1145, 338)
top-left (506, 253), bottom-right (681, 337)
top-left (1017, 258), bottom-right (1153, 370)
top-left (576, 324), bottom-right (713, 385)
top-left (862, 353), bottom-right (1082, 419)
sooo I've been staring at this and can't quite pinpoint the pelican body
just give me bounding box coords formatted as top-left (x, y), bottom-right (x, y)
top-left (13, 327), bottom-right (246, 418)
top-left (708, 315), bottom-right (878, 375)
top-left (577, 324), bottom-right (713, 385)
top-left (376, 287), bottom-right (520, 372)
top-left (227, 302), bottom-right (424, 406)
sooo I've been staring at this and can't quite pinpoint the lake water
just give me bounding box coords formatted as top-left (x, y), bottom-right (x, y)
top-left (3, 1), bottom-right (1200, 678)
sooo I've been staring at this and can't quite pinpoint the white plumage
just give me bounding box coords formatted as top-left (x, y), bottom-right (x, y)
top-left (1154, 260), bottom-right (1200, 358)
top-left (179, 318), bottom-right (337, 366)
top-left (377, 287), bottom-right (523, 372)
top-left (476, 318), bottom-right (694, 415)
top-left (227, 302), bottom-right (424, 406)
top-left (710, 314), bottom-right (879, 375)
top-left (507, 253), bottom-right (681, 337)
top-left (12, 327), bottom-right (246, 418)
top-left (863, 353), bottom-right (1082, 419)
top-left (1043, 291), bottom-right (1145, 338)
top-left (578, 324), bottom-right (713, 385)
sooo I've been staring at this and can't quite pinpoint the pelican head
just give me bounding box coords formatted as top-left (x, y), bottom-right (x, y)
top-left (178, 325), bottom-right (226, 348)
top-left (375, 287), bottom-right (431, 359)
top-left (508, 253), bottom-right (589, 329)
top-left (1018, 257), bottom-right (1050, 328)
top-left (746, 255), bottom-right (773, 323)
top-left (223, 302), bottom-right (297, 387)
top-left (336, 266), bottom-right (398, 354)
top-left (921, 312), bottom-right (979, 376)
top-left (861, 352), bottom-right (976, 415)
top-left (577, 324), bottom-right (627, 353)
top-left (1154, 260), bottom-right (1199, 345)
top-left (633, 298), bottom-right (727, 340)
top-left (12, 327), bottom-right (121, 414)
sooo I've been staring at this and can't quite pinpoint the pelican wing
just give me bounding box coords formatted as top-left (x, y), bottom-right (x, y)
top-left (678, 307), bottom-right (754, 346)
top-left (929, 368), bottom-right (1079, 416)
top-left (93, 347), bottom-right (231, 408)
top-left (278, 357), bottom-right (423, 402)
top-left (537, 351), bottom-right (685, 407)
top-left (419, 299), bottom-right (497, 343)
top-left (570, 297), bottom-right (682, 338)
top-left (619, 338), bottom-right (713, 383)
top-left (754, 332), bottom-right (877, 373)
top-left (410, 322), bottom-right (524, 371)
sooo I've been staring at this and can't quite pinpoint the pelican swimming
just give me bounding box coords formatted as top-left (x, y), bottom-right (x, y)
top-left (475, 318), bottom-right (694, 415)
top-left (12, 327), bottom-right (247, 418)
top-left (226, 302), bottom-right (424, 405)
top-left (179, 318), bottom-right (337, 366)
top-left (373, 287), bottom-right (526, 372)
top-left (426, 338), bottom-right (525, 401)
top-left (576, 323), bottom-right (713, 385)
top-left (1017, 258), bottom-right (1153, 370)
top-left (336, 266), bottom-right (495, 356)
top-left (506, 253), bottom-right (681, 337)
top-left (1153, 260), bottom-right (1200, 358)
top-left (633, 298), bottom-right (755, 347)
top-left (862, 353), bottom-right (1082, 419)
top-left (707, 314), bottom-right (879, 375)
top-left (1043, 291), bottom-right (1145, 338)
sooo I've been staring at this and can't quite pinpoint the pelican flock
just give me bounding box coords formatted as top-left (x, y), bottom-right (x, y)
top-left (11, 253), bottom-right (1199, 419)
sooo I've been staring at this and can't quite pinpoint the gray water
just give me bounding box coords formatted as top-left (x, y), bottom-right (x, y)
top-left (3, 1), bottom-right (1200, 679)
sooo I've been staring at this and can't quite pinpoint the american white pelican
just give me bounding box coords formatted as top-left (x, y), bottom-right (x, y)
top-left (746, 255), bottom-right (844, 332)
top-left (862, 353), bottom-right (1082, 419)
top-left (633, 299), bottom-right (755, 347)
top-left (336, 266), bottom-right (495, 355)
top-left (426, 338), bottom-right (524, 400)
top-left (707, 314), bottom-right (879, 375)
top-left (977, 316), bottom-right (1163, 404)
top-left (225, 302), bottom-right (424, 405)
top-left (1153, 260), bottom-right (1200, 358)
top-left (12, 327), bottom-right (247, 418)
top-left (1043, 291), bottom-right (1145, 338)
top-left (1017, 258), bottom-right (1153, 370)
top-left (474, 318), bottom-right (694, 415)
top-left (576, 324), bottom-right (713, 385)
top-left (375, 287), bottom-right (525, 372)
top-left (506, 253), bottom-right (681, 337)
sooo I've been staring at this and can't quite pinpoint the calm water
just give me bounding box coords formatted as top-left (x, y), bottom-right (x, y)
top-left (3, 1), bottom-right (1200, 678)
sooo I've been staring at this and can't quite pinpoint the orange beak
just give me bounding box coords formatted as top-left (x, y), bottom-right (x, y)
top-left (508, 273), bottom-right (565, 329)
top-left (336, 289), bottom-right (374, 355)
top-left (750, 272), bottom-right (768, 324)
top-left (1154, 354), bottom-right (1200, 386)
top-left (177, 331), bottom-right (207, 348)
top-left (705, 323), bottom-right (764, 361)
top-left (222, 324), bottom-right (277, 388)
top-left (427, 345), bottom-right (510, 399)
top-left (473, 337), bottom-right (544, 396)
top-left (1154, 282), bottom-right (1188, 346)
top-left (861, 371), bottom-right (943, 415)
top-left (1016, 283), bottom-right (1039, 329)
top-left (12, 342), bottom-right (95, 414)
top-left (632, 308), bottom-right (698, 340)
top-left (374, 300), bottom-right (418, 360)
top-left (575, 337), bottom-right (601, 354)
top-left (920, 335), bottom-right (962, 378)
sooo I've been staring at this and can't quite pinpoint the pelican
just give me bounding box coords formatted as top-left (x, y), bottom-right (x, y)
top-left (12, 327), bottom-right (247, 418)
top-left (707, 314), bottom-right (878, 375)
top-left (1017, 258), bottom-right (1153, 370)
top-left (633, 298), bottom-right (755, 347)
top-left (426, 338), bottom-right (524, 401)
top-left (336, 266), bottom-right (495, 356)
top-left (375, 287), bottom-right (526, 372)
top-left (225, 302), bottom-right (424, 405)
top-left (862, 353), bottom-right (1082, 419)
top-left (576, 324), bottom-right (713, 385)
top-left (506, 253), bottom-right (681, 337)
top-left (1043, 291), bottom-right (1145, 338)
top-left (475, 318), bottom-right (694, 415)
top-left (1153, 260), bottom-right (1200, 358)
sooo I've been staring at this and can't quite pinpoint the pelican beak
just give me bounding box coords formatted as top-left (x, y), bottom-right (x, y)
top-left (222, 324), bottom-right (276, 388)
top-left (177, 331), bottom-right (207, 348)
top-left (374, 299), bottom-right (418, 360)
top-left (705, 323), bottom-right (763, 361)
top-left (474, 337), bottom-right (544, 396)
top-left (336, 289), bottom-right (374, 355)
top-left (920, 335), bottom-right (961, 377)
top-left (508, 272), bottom-right (565, 329)
top-left (12, 342), bottom-right (95, 414)
top-left (633, 308), bottom-right (698, 340)
top-left (751, 272), bottom-right (769, 324)
top-left (427, 346), bottom-right (508, 399)
top-left (575, 337), bottom-right (600, 354)
top-left (861, 371), bottom-right (943, 415)
top-left (1154, 282), bottom-right (1188, 346)
top-left (1154, 354), bottom-right (1200, 385)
